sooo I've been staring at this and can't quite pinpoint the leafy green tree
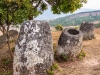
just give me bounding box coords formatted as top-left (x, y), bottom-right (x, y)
top-left (95, 23), bottom-right (100, 28)
top-left (0, 0), bottom-right (87, 58)
top-left (55, 24), bottom-right (63, 31)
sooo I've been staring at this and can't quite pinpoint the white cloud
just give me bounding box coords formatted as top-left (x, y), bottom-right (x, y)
top-left (83, 0), bottom-right (100, 9)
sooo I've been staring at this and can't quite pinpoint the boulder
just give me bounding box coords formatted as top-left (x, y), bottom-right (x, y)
top-left (80, 22), bottom-right (94, 40)
top-left (13, 20), bottom-right (54, 75)
top-left (56, 28), bottom-right (83, 59)
top-left (0, 30), bottom-right (18, 48)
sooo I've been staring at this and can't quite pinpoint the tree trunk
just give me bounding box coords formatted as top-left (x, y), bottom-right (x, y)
top-left (2, 29), bottom-right (6, 35)
top-left (0, 25), bottom-right (6, 35)
top-left (6, 31), bottom-right (13, 59)
top-left (1, 28), bottom-right (6, 35)
top-left (6, 8), bottom-right (13, 59)
top-left (28, 15), bottom-right (33, 20)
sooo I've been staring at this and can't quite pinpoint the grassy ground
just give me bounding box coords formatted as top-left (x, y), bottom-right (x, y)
top-left (0, 28), bottom-right (100, 75)
top-left (0, 42), bottom-right (15, 75)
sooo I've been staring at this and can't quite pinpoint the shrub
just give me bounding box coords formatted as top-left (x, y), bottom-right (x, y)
top-left (55, 24), bottom-right (63, 31)
top-left (94, 23), bottom-right (100, 28)
top-left (77, 51), bottom-right (86, 60)
top-left (75, 26), bottom-right (79, 30)
top-left (11, 47), bottom-right (15, 52)
top-left (54, 51), bottom-right (68, 62)
top-left (53, 43), bottom-right (57, 50)
top-left (9, 39), bottom-right (15, 43)
top-left (48, 70), bottom-right (54, 75)
top-left (51, 63), bottom-right (58, 71)
top-left (1, 57), bottom-right (12, 66)
top-left (48, 63), bottom-right (58, 75)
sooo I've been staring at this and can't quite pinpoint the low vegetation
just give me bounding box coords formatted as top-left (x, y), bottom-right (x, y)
top-left (53, 43), bottom-right (57, 51)
top-left (75, 26), bottom-right (79, 30)
top-left (0, 57), bottom-right (13, 75)
top-left (77, 50), bottom-right (86, 60)
top-left (48, 63), bottom-right (58, 75)
top-left (55, 24), bottom-right (63, 31)
top-left (0, 70), bottom-right (12, 75)
top-left (54, 50), bottom-right (68, 62)
top-left (94, 23), bottom-right (100, 28)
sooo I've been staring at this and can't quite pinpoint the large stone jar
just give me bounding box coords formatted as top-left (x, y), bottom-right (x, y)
top-left (80, 22), bottom-right (94, 40)
top-left (13, 20), bottom-right (54, 75)
top-left (56, 28), bottom-right (83, 59)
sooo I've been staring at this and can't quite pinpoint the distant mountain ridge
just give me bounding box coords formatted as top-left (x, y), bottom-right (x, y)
top-left (66, 10), bottom-right (100, 20)
top-left (49, 10), bottom-right (100, 26)
top-left (34, 7), bottom-right (97, 20)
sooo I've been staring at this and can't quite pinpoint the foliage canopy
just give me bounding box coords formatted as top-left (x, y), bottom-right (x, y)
top-left (0, 0), bottom-right (87, 26)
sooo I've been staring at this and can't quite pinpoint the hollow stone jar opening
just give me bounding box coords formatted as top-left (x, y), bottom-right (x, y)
top-left (68, 29), bottom-right (79, 35)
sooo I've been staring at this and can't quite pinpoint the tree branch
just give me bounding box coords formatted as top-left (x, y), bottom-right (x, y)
top-left (0, 26), bottom-right (3, 32)
top-left (34, 0), bottom-right (42, 9)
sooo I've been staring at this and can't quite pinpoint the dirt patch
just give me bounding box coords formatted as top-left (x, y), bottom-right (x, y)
top-left (82, 58), bottom-right (99, 68)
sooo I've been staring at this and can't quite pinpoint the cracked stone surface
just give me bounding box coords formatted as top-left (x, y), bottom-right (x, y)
top-left (13, 20), bottom-right (54, 75)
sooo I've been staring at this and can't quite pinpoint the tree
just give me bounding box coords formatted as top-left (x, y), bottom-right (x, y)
top-left (55, 24), bottom-right (63, 31)
top-left (0, 0), bottom-right (47, 58)
top-left (0, 0), bottom-right (87, 58)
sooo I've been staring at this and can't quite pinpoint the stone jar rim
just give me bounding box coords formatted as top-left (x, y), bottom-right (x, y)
top-left (63, 28), bottom-right (82, 38)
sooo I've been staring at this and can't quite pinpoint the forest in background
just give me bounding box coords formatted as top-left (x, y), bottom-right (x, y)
top-left (49, 10), bottom-right (100, 27)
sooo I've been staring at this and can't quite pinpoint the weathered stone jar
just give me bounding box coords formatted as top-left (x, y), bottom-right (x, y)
top-left (0, 30), bottom-right (18, 48)
top-left (56, 28), bottom-right (83, 59)
top-left (13, 20), bottom-right (54, 75)
top-left (80, 22), bottom-right (94, 40)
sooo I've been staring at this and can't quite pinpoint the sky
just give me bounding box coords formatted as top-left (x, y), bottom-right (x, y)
top-left (82, 0), bottom-right (100, 9)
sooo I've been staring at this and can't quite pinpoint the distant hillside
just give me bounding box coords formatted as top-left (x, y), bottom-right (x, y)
top-left (49, 10), bottom-right (100, 26)
top-left (34, 7), bottom-right (96, 20)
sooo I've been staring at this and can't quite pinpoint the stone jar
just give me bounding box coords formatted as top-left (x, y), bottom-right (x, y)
top-left (80, 22), bottom-right (94, 40)
top-left (13, 20), bottom-right (54, 75)
top-left (0, 30), bottom-right (18, 48)
top-left (57, 28), bottom-right (83, 59)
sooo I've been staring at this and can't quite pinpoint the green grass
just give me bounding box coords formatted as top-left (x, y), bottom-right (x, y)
top-left (11, 47), bottom-right (15, 52)
top-left (0, 70), bottom-right (12, 75)
top-left (77, 51), bottom-right (86, 60)
top-left (48, 63), bottom-right (58, 75)
top-left (48, 70), bottom-right (54, 75)
top-left (54, 51), bottom-right (68, 62)
top-left (53, 43), bottom-right (57, 50)
top-left (10, 39), bottom-right (15, 43)
top-left (1, 57), bottom-right (12, 67)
